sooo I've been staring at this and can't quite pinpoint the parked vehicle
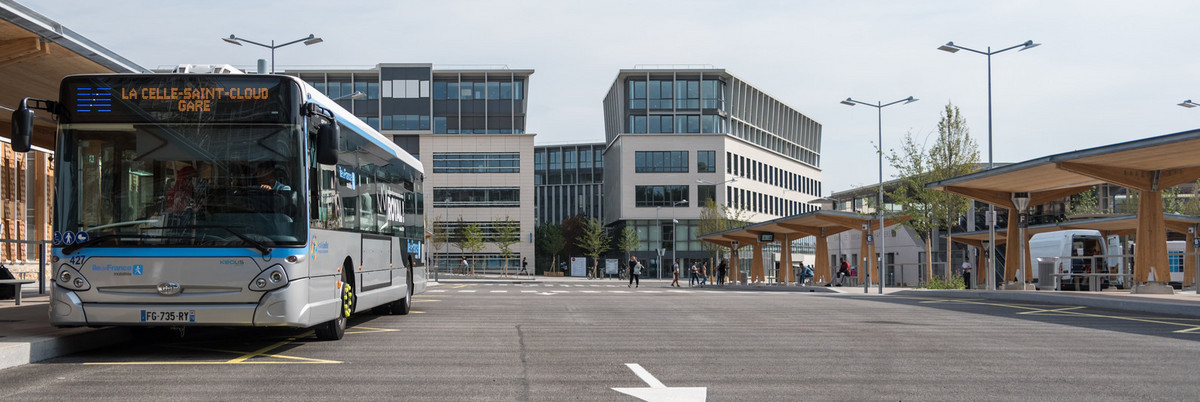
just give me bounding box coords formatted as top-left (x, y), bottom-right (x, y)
top-left (1028, 230), bottom-right (1114, 290)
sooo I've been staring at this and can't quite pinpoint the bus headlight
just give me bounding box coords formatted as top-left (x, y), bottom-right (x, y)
top-left (249, 265), bottom-right (289, 292)
top-left (56, 266), bottom-right (91, 291)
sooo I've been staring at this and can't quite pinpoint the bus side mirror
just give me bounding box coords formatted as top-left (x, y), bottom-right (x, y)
top-left (316, 123), bottom-right (339, 165)
top-left (10, 106), bottom-right (34, 153)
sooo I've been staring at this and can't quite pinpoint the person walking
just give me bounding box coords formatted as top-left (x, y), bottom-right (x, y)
top-left (717, 259), bottom-right (728, 286)
top-left (520, 257), bottom-right (529, 276)
top-left (961, 258), bottom-right (973, 289)
top-left (699, 262), bottom-right (708, 287)
top-left (461, 257), bottom-right (469, 275)
top-left (671, 258), bottom-right (680, 287)
top-left (629, 256), bottom-right (643, 288)
top-left (689, 261), bottom-right (699, 287)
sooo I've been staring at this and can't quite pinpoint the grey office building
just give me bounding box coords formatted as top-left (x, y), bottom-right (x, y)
top-left (534, 143), bottom-right (605, 225)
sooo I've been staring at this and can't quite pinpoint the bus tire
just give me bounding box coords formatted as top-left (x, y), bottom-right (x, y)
top-left (316, 281), bottom-right (353, 340)
top-left (390, 270), bottom-right (413, 315)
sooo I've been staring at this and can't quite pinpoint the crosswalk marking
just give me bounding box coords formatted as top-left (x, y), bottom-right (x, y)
top-left (490, 290), bottom-right (507, 293)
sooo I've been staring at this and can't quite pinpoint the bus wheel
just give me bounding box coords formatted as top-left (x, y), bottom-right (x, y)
top-left (390, 271), bottom-right (413, 315)
top-left (316, 282), bottom-right (352, 340)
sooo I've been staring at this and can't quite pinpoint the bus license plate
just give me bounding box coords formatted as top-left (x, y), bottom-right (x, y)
top-left (140, 310), bottom-right (196, 323)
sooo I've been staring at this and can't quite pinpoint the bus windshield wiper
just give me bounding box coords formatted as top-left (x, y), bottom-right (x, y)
top-left (62, 233), bottom-right (153, 255)
top-left (158, 225), bottom-right (273, 256)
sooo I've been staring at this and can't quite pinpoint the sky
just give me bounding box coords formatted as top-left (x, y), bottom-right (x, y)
top-left (19, 0), bottom-right (1200, 196)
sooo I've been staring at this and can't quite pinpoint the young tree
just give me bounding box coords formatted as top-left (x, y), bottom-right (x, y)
top-left (698, 199), bottom-right (754, 280)
top-left (887, 102), bottom-right (979, 282)
top-left (560, 214), bottom-right (587, 258)
top-left (493, 217), bottom-right (520, 277)
top-left (617, 226), bottom-right (640, 274)
top-left (536, 223), bottom-right (565, 275)
top-left (461, 222), bottom-right (485, 275)
top-left (575, 217), bottom-right (611, 279)
top-left (1067, 186), bottom-right (1101, 217)
top-left (430, 216), bottom-right (449, 273)
top-left (451, 218), bottom-right (469, 274)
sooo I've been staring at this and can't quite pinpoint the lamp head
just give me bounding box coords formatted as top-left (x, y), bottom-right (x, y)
top-left (1180, 100), bottom-right (1199, 108)
top-left (903, 96), bottom-right (918, 104)
top-left (1018, 40), bottom-right (1040, 51)
top-left (303, 34), bottom-right (324, 46)
top-left (223, 35), bottom-right (242, 46)
top-left (937, 41), bottom-right (959, 53)
top-left (840, 98), bottom-right (856, 106)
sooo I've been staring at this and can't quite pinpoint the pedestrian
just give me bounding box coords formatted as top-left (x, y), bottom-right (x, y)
top-left (699, 262), bottom-right (708, 287)
top-left (689, 261), bottom-right (698, 287)
top-left (717, 259), bottom-right (728, 286)
top-left (520, 257), bottom-right (529, 276)
top-left (629, 256), bottom-right (642, 288)
top-left (799, 264), bottom-right (814, 286)
top-left (961, 258), bottom-right (973, 289)
top-left (671, 258), bottom-right (680, 287)
top-left (834, 258), bottom-right (850, 286)
top-left (461, 256), bottom-right (469, 275)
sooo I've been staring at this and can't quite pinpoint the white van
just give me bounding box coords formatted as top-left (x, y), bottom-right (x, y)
top-left (1028, 230), bottom-right (1114, 290)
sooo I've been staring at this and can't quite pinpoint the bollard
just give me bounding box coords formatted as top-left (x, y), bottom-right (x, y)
top-left (38, 242), bottom-right (45, 294)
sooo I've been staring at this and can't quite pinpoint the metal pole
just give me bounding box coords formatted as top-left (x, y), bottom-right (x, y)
top-left (986, 48), bottom-right (997, 291)
top-left (270, 40), bottom-right (275, 74)
top-left (38, 242), bottom-right (45, 294)
top-left (656, 206), bottom-right (661, 280)
top-left (877, 101), bottom-right (885, 294)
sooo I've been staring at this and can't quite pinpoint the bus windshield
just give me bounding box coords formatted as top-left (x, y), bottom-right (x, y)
top-left (57, 122), bottom-right (305, 248)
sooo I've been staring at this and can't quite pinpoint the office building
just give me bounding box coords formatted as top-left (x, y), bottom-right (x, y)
top-left (601, 67), bottom-right (823, 278)
top-left (533, 143), bottom-right (604, 225)
top-left (286, 64), bottom-right (535, 275)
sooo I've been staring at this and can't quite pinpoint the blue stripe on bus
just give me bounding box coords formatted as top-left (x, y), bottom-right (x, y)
top-left (53, 247), bottom-right (306, 259)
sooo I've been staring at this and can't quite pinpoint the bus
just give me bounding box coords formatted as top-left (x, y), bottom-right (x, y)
top-left (9, 72), bottom-right (426, 340)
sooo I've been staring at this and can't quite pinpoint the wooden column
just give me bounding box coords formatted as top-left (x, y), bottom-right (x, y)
top-left (729, 245), bottom-right (740, 284)
top-left (816, 231), bottom-right (830, 284)
top-left (780, 234), bottom-right (794, 283)
top-left (1186, 230), bottom-right (1196, 288)
top-left (1003, 207), bottom-right (1020, 283)
top-left (751, 242), bottom-right (764, 283)
top-left (1136, 190), bottom-right (1170, 283)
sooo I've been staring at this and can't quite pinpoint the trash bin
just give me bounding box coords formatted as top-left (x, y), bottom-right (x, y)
top-left (1036, 258), bottom-right (1056, 290)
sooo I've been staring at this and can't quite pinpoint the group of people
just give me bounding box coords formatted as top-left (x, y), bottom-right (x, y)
top-left (627, 256), bottom-right (732, 288)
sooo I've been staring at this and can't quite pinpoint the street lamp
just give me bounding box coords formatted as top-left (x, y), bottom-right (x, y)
top-left (840, 96), bottom-right (918, 294)
top-left (222, 34), bottom-right (323, 74)
top-left (1178, 100), bottom-right (1200, 108)
top-left (671, 199), bottom-right (688, 269)
top-left (938, 39), bottom-right (1040, 291)
top-left (333, 91), bottom-right (366, 101)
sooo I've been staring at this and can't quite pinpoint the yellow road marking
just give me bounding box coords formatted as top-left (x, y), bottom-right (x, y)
top-left (1017, 306), bottom-right (1087, 315)
top-left (345, 326), bottom-right (401, 335)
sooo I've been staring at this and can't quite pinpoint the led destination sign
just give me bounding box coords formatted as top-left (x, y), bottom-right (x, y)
top-left (117, 87), bottom-right (271, 112)
top-left (61, 75), bottom-right (295, 123)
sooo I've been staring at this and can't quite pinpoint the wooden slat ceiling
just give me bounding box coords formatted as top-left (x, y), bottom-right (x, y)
top-left (0, 18), bottom-right (123, 149)
top-left (951, 214), bottom-right (1200, 242)
top-left (928, 129), bottom-right (1200, 193)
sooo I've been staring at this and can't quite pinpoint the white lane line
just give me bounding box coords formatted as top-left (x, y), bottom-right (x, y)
top-left (521, 290), bottom-right (537, 293)
top-left (490, 290), bottom-right (507, 293)
top-left (458, 290), bottom-right (476, 293)
top-left (428, 289), bottom-right (447, 293)
top-left (581, 290), bottom-right (600, 293)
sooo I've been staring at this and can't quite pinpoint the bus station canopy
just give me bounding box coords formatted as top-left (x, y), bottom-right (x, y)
top-left (0, 2), bottom-right (147, 149)
top-left (949, 214), bottom-right (1200, 246)
top-left (700, 210), bottom-right (908, 284)
top-left (926, 128), bottom-right (1200, 292)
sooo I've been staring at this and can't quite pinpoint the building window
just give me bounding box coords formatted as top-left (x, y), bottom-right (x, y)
top-left (433, 188), bottom-right (520, 208)
top-left (697, 151), bottom-right (716, 173)
top-left (635, 185), bottom-right (689, 207)
top-left (635, 151), bottom-right (689, 173)
top-left (433, 153), bottom-right (520, 173)
top-left (698, 185), bottom-right (716, 206)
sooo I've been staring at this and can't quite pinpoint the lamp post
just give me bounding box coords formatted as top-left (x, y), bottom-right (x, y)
top-left (671, 199), bottom-right (688, 270)
top-left (656, 206), bottom-right (662, 280)
top-left (840, 96), bottom-right (918, 294)
top-left (222, 34), bottom-right (324, 74)
top-left (333, 91), bottom-right (366, 101)
top-left (938, 39), bottom-right (1040, 291)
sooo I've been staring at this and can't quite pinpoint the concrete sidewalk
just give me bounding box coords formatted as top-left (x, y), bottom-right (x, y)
top-left (0, 288), bottom-right (131, 372)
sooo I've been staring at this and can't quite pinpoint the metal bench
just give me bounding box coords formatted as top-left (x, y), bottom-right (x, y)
top-left (0, 279), bottom-right (36, 305)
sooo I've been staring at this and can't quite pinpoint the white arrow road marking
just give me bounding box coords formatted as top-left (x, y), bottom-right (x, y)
top-left (612, 363), bottom-right (707, 402)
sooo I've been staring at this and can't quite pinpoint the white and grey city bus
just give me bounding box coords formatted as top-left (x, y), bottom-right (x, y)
top-left (10, 72), bottom-right (426, 340)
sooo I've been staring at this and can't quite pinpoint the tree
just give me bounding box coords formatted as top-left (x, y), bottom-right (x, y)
top-left (460, 222), bottom-right (485, 275)
top-left (617, 226), bottom-right (640, 273)
top-left (887, 102), bottom-right (979, 282)
top-left (1067, 186), bottom-right (1100, 217)
top-left (559, 215), bottom-right (587, 258)
top-left (697, 199), bottom-right (754, 279)
top-left (536, 222), bottom-right (565, 275)
top-left (430, 215), bottom-right (449, 273)
top-left (575, 217), bottom-right (611, 279)
top-left (493, 216), bottom-right (520, 277)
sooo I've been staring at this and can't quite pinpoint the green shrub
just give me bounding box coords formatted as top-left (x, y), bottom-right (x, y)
top-left (921, 275), bottom-right (966, 290)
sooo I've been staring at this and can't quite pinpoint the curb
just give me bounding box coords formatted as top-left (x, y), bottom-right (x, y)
top-left (892, 289), bottom-right (1200, 318)
top-left (0, 326), bottom-right (133, 372)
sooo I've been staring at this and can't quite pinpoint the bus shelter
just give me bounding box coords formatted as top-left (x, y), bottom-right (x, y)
top-left (927, 129), bottom-right (1200, 294)
top-left (951, 214), bottom-right (1200, 289)
top-left (699, 210), bottom-right (906, 285)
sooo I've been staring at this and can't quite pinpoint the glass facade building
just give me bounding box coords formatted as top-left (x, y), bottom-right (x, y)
top-left (534, 143), bottom-right (604, 225)
top-left (286, 64), bottom-right (536, 275)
